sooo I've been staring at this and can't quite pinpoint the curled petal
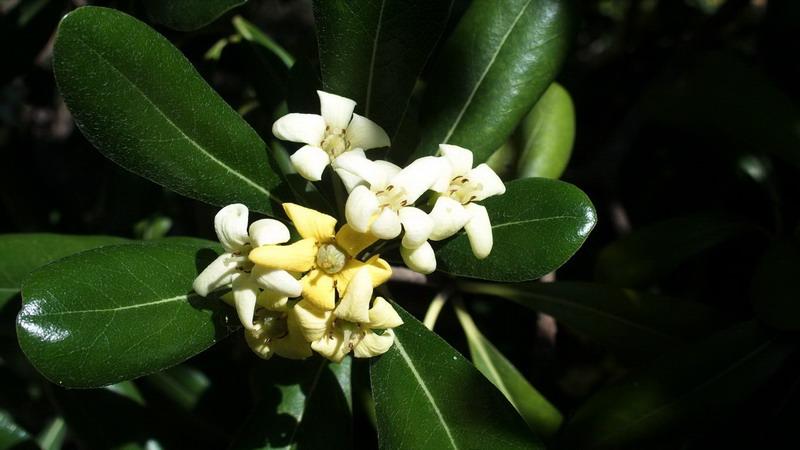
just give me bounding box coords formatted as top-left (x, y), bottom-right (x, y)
top-left (319, 90), bottom-right (356, 131)
top-left (390, 156), bottom-right (449, 204)
top-left (283, 203), bottom-right (337, 242)
top-left (335, 223), bottom-right (378, 257)
top-left (290, 145), bottom-right (330, 181)
top-left (272, 113), bottom-right (326, 145)
top-left (464, 203), bottom-right (493, 259)
top-left (398, 206), bottom-right (434, 249)
top-left (370, 208), bottom-right (402, 240)
top-left (428, 196), bottom-right (470, 240)
top-left (345, 185), bottom-right (380, 233)
top-left (192, 253), bottom-right (237, 296)
top-left (354, 329), bottom-right (395, 358)
top-left (232, 274), bottom-right (259, 330)
top-left (249, 219), bottom-right (290, 247)
top-left (300, 268), bottom-right (337, 310)
top-left (438, 144), bottom-right (473, 176)
top-left (334, 268), bottom-right (372, 323)
top-left (466, 164), bottom-right (506, 201)
top-left (332, 152), bottom-right (387, 188)
top-left (250, 265), bottom-right (302, 297)
top-left (311, 331), bottom-right (350, 363)
top-left (368, 297), bottom-right (404, 329)
top-left (337, 255), bottom-right (391, 298)
top-left (214, 204), bottom-right (249, 252)
top-left (249, 238), bottom-right (317, 272)
top-left (400, 241), bottom-right (436, 274)
top-left (346, 113), bottom-right (390, 151)
top-left (294, 300), bottom-right (333, 341)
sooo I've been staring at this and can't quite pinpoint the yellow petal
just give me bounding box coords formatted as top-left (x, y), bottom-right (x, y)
top-left (300, 269), bottom-right (337, 310)
top-left (335, 255), bottom-right (392, 299)
top-left (283, 203), bottom-right (337, 242)
top-left (335, 223), bottom-right (378, 257)
top-left (271, 312), bottom-right (313, 359)
top-left (334, 268), bottom-right (372, 323)
top-left (293, 300), bottom-right (332, 341)
top-left (311, 331), bottom-right (350, 363)
top-left (249, 238), bottom-right (317, 272)
top-left (244, 328), bottom-right (274, 360)
top-left (368, 297), bottom-right (404, 329)
top-left (353, 329), bottom-right (395, 358)
top-left (256, 289), bottom-right (289, 311)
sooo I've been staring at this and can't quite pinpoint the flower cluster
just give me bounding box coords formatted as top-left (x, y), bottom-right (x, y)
top-left (193, 91), bottom-right (506, 362)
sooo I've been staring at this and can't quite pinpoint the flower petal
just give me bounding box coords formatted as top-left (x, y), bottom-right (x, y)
top-left (249, 219), bottom-right (291, 247)
top-left (214, 204), bottom-right (249, 252)
top-left (400, 241), bottom-right (437, 274)
top-left (283, 203), bottom-right (337, 242)
top-left (438, 144), bottom-right (473, 176)
top-left (368, 297), bottom-right (404, 329)
top-left (370, 208), bottom-right (402, 240)
top-left (244, 328), bottom-right (274, 360)
top-left (300, 268), bottom-right (337, 310)
top-left (334, 268), bottom-right (372, 323)
top-left (428, 196), bottom-right (471, 240)
top-left (346, 113), bottom-right (390, 150)
top-left (464, 203), bottom-right (493, 259)
top-left (332, 151), bottom-right (387, 188)
top-left (338, 255), bottom-right (392, 293)
top-left (311, 331), bottom-right (350, 363)
top-left (466, 164), bottom-right (506, 201)
top-left (249, 238), bottom-right (317, 272)
top-left (290, 145), bottom-right (330, 181)
top-left (319, 90), bottom-right (356, 131)
top-left (232, 274), bottom-right (259, 330)
top-left (192, 253), bottom-right (237, 296)
top-left (389, 156), bottom-right (449, 204)
top-left (335, 223), bottom-right (378, 257)
top-left (345, 185), bottom-right (380, 233)
top-left (272, 113), bottom-right (326, 145)
top-left (271, 312), bottom-right (313, 359)
top-left (353, 328), bottom-right (395, 358)
top-left (294, 300), bottom-right (333, 341)
top-left (250, 265), bottom-right (303, 297)
top-left (398, 206), bottom-right (434, 249)
top-left (256, 288), bottom-right (289, 311)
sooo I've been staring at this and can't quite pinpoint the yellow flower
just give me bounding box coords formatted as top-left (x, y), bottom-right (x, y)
top-left (249, 203), bottom-right (392, 311)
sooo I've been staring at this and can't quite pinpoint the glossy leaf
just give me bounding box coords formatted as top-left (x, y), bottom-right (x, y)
top-left (0, 233), bottom-right (130, 308)
top-left (370, 301), bottom-right (543, 449)
top-left (751, 239), bottom-right (800, 331)
top-left (460, 281), bottom-right (733, 361)
top-left (454, 301), bottom-right (562, 438)
top-left (596, 213), bottom-right (763, 287)
top-left (144, 0), bottom-right (246, 31)
top-left (415, 0), bottom-right (576, 163)
top-left (435, 177), bottom-right (596, 281)
top-left (560, 322), bottom-right (795, 449)
top-left (53, 7), bottom-right (287, 216)
top-left (17, 242), bottom-right (238, 388)
top-left (517, 82), bottom-right (575, 179)
top-left (313, 0), bottom-right (453, 138)
top-left (230, 357), bottom-right (352, 449)
top-left (0, 411), bottom-right (36, 450)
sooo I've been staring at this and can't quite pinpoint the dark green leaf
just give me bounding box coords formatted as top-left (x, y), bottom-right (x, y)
top-left (233, 15), bottom-right (294, 68)
top-left (144, 0), bottom-right (246, 31)
top-left (17, 242), bottom-right (238, 388)
top-left (35, 417), bottom-right (67, 450)
top-left (370, 301), bottom-right (543, 449)
top-left (0, 411), bottom-right (36, 450)
top-left (560, 322), bottom-right (795, 449)
top-left (415, 0), bottom-right (577, 163)
top-left (105, 381), bottom-right (146, 406)
top-left (751, 239), bottom-right (800, 331)
top-left (517, 82), bottom-right (575, 179)
top-left (460, 281), bottom-right (734, 361)
top-left (230, 357), bottom-right (352, 450)
top-left (0, 233), bottom-right (130, 308)
top-left (313, 0), bottom-right (453, 138)
top-left (454, 300), bottom-right (562, 438)
top-left (286, 59), bottom-right (322, 115)
top-left (435, 177), bottom-right (596, 281)
top-left (145, 365), bottom-right (210, 410)
top-left (53, 7), bottom-right (287, 216)
top-left (596, 213), bottom-right (763, 288)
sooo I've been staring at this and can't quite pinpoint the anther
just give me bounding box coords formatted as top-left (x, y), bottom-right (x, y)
top-left (386, 185), bottom-right (394, 191)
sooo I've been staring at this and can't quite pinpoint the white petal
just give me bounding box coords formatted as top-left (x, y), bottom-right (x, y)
top-left (346, 113), bottom-right (390, 150)
top-left (249, 219), bottom-right (290, 247)
top-left (389, 156), bottom-right (448, 204)
top-left (214, 204), bottom-right (249, 252)
top-left (290, 145), bottom-right (330, 181)
top-left (354, 329), bottom-right (395, 358)
top-left (398, 206), bottom-right (434, 249)
top-left (429, 156), bottom-right (454, 193)
top-left (332, 152), bottom-right (386, 188)
top-left (337, 166), bottom-right (367, 193)
top-left (428, 196), bottom-right (470, 240)
top-left (192, 253), bottom-right (237, 296)
top-left (232, 274), bottom-right (259, 330)
top-left (464, 203), bottom-right (493, 259)
top-left (438, 144), bottom-right (473, 176)
top-left (375, 160), bottom-right (402, 180)
top-left (318, 90), bottom-right (356, 131)
top-left (466, 164), bottom-right (506, 201)
top-left (345, 185), bottom-right (380, 233)
top-left (370, 207), bottom-right (402, 240)
top-left (250, 265), bottom-right (302, 297)
top-left (272, 113), bottom-right (326, 145)
top-left (334, 268), bottom-right (372, 323)
top-left (400, 241), bottom-right (437, 274)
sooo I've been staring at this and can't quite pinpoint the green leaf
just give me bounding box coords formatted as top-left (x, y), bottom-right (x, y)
top-left (53, 7), bottom-right (287, 216)
top-left (144, 0), bottom-right (246, 31)
top-left (17, 242), bottom-right (238, 388)
top-left (751, 239), bottom-right (800, 331)
top-left (460, 281), bottom-right (734, 361)
top-left (35, 417), bottom-right (67, 450)
top-left (230, 357), bottom-right (352, 450)
top-left (517, 82), bottom-right (575, 179)
top-left (596, 213), bottom-right (763, 288)
top-left (233, 15), bottom-right (294, 68)
top-left (415, 0), bottom-right (576, 163)
top-left (105, 381), bottom-right (147, 406)
top-left (313, 0), bottom-right (453, 138)
top-left (286, 59), bottom-right (322, 115)
top-left (454, 300), bottom-right (563, 438)
top-left (370, 301), bottom-right (544, 449)
top-left (0, 233), bottom-right (130, 308)
top-left (435, 177), bottom-right (596, 281)
top-left (0, 411), bottom-right (36, 450)
top-left (560, 322), bottom-right (795, 449)
top-left (145, 365), bottom-right (210, 410)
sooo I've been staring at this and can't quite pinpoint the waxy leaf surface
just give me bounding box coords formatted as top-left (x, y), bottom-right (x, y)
top-left (370, 301), bottom-right (543, 449)
top-left (435, 177), bottom-right (596, 281)
top-left (144, 0), bottom-right (246, 31)
top-left (517, 82), bottom-right (575, 179)
top-left (53, 7), bottom-right (286, 216)
top-left (17, 242), bottom-right (238, 388)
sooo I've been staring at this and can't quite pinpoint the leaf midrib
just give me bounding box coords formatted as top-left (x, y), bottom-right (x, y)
top-left (20, 293), bottom-right (197, 318)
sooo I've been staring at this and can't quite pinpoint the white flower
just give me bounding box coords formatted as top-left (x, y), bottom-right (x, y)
top-left (272, 91), bottom-right (390, 181)
top-left (333, 153), bottom-right (450, 274)
top-left (192, 204), bottom-right (302, 330)
top-left (428, 144), bottom-right (506, 259)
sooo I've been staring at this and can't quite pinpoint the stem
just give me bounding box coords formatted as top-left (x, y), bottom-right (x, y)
top-left (422, 286), bottom-right (454, 330)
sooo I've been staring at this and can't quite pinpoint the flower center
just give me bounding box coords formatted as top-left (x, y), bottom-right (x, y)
top-left (316, 243), bottom-right (347, 274)
top-left (375, 185), bottom-right (409, 211)
top-left (447, 175), bottom-right (483, 204)
top-left (228, 244), bottom-right (254, 273)
top-left (321, 130), bottom-right (349, 159)
top-left (332, 318), bottom-right (365, 350)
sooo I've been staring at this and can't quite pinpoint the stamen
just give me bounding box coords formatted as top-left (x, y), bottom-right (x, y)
top-left (386, 185), bottom-right (394, 191)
